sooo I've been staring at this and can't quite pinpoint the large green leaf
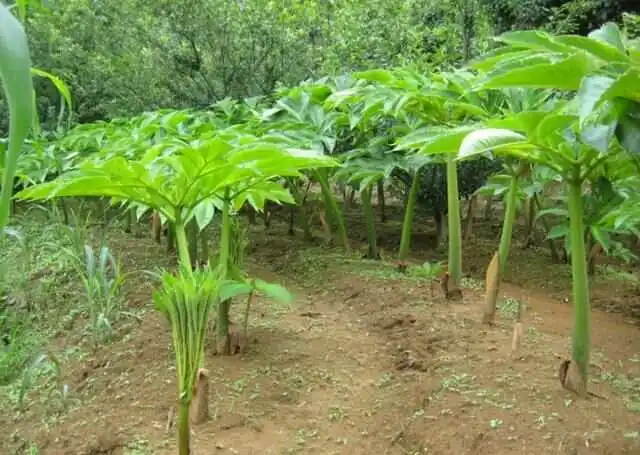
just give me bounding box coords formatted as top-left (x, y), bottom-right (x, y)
top-left (497, 30), bottom-right (573, 53)
top-left (555, 35), bottom-right (629, 63)
top-left (0, 4), bottom-right (33, 232)
top-left (17, 130), bottom-right (339, 221)
top-left (616, 102), bottom-right (640, 154)
top-left (601, 70), bottom-right (640, 104)
top-left (482, 53), bottom-right (597, 91)
top-left (577, 75), bottom-right (616, 124)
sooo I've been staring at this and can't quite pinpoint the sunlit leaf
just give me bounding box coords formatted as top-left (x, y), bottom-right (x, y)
top-left (458, 128), bottom-right (528, 160)
top-left (482, 53), bottom-right (597, 91)
top-left (588, 23), bottom-right (626, 54)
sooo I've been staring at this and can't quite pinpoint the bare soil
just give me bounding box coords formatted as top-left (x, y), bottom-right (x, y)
top-left (2, 204), bottom-right (639, 455)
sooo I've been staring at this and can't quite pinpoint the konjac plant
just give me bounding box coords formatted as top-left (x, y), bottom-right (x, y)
top-left (459, 106), bottom-right (625, 395)
top-left (17, 126), bottom-right (338, 453)
top-left (462, 22), bottom-right (640, 395)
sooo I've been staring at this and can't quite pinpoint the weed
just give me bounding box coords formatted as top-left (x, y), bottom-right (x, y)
top-left (17, 352), bottom-right (69, 413)
top-left (125, 439), bottom-right (153, 455)
top-left (407, 261), bottom-right (445, 280)
top-left (490, 418), bottom-right (503, 429)
top-left (0, 226), bottom-right (37, 311)
top-left (460, 277), bottom-right (483, 290)
top-left (375, 372), bottom-right (394, 388)
top-left (498, 297), bottom-right (524, 319)
top-left (439, 373), bottom-right (473, 394)
top-left (0, 311), bottom-right (40, 384)
top-left (598, 371), bottom-right (640, 412)
top-left (328, 405), bottom-right (347, 422)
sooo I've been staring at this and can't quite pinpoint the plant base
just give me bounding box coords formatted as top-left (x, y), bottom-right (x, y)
top-left (558, 359), bottom-right (587, 397)
top-left (440, 273), bottom-right (463, 301)
top-left (510, 322), bottom-right (524, 357)
top-left (190, 368), bottom-right (210, 425)
top-left (482, 252), bottom-right (501, 325)
top-left (213, 327), bottom-right (248, 356)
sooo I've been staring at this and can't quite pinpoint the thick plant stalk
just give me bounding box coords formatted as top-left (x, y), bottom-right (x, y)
top-left (174, 219), bottom-right (192, 269)
top-left (483, 195), bottom-right (493, 220)
top-left (463, 193), bottom-right (477, 241)
top-left (483, 252), bottom-right (501, 324)
top-left (289, 180), bottom-right (312, 240)
top-left (216, 196), bottom-right (232, 355)
top-left (377, 180), bottom-right (386, 223)
top-left (498, 175), bottom-right (519, 274)
top-left (152, 212), bottom-right (162, 244)
top-left (167, 222), bottom-right (176, 254)
top-left (178, 400), bottom-right (190, 455)
top-left (523, 195), bottom-right (536, 247)
top-left (446, 154), bottom-right (462, 287)
top-left (190, 368), bottom-right (210, 424)
top-left (398, 171), bottom-right (420, 262)
top-left (124, 207), bottom-right (133, 233)
top-left (199, 228), bottom-right (209, 266)
top-left (361, 185), bottom-right (379, 259)
top-left (187, 218), bottom-right (198, 269)
top-left (567, 177), bottom-right (590, 389)
top-left (314, 169), bottom-right (349, 251)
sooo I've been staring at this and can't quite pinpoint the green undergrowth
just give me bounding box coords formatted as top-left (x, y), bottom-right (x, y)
top-left (0, 205), bottom-right (127, 410)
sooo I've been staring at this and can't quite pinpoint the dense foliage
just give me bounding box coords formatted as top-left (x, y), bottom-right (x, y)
top-left (2, 1), bottom-right (640, 453)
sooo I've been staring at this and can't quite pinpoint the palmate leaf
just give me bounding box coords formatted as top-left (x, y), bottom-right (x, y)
top-left (0, 4), bottom-right (33, 232)
top-left (17, 132), bottom-right (339, 221)
top-left (487, 111), bottom-right (551, 136)
top-left (577, 76), bottom-right (616, 124)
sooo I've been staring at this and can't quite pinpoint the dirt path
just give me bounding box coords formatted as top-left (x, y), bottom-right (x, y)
top-left (3, 227), bottom-right (640, 455)
top-left (500, 283), bottom-right (640, 363)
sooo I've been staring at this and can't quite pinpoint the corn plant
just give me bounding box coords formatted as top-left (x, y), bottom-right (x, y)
top-left (81, 244), bottom-right (125, 345)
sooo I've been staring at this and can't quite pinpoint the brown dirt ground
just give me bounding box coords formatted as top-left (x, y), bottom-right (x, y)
top-left (2, 202), bottom-right (640, 455)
